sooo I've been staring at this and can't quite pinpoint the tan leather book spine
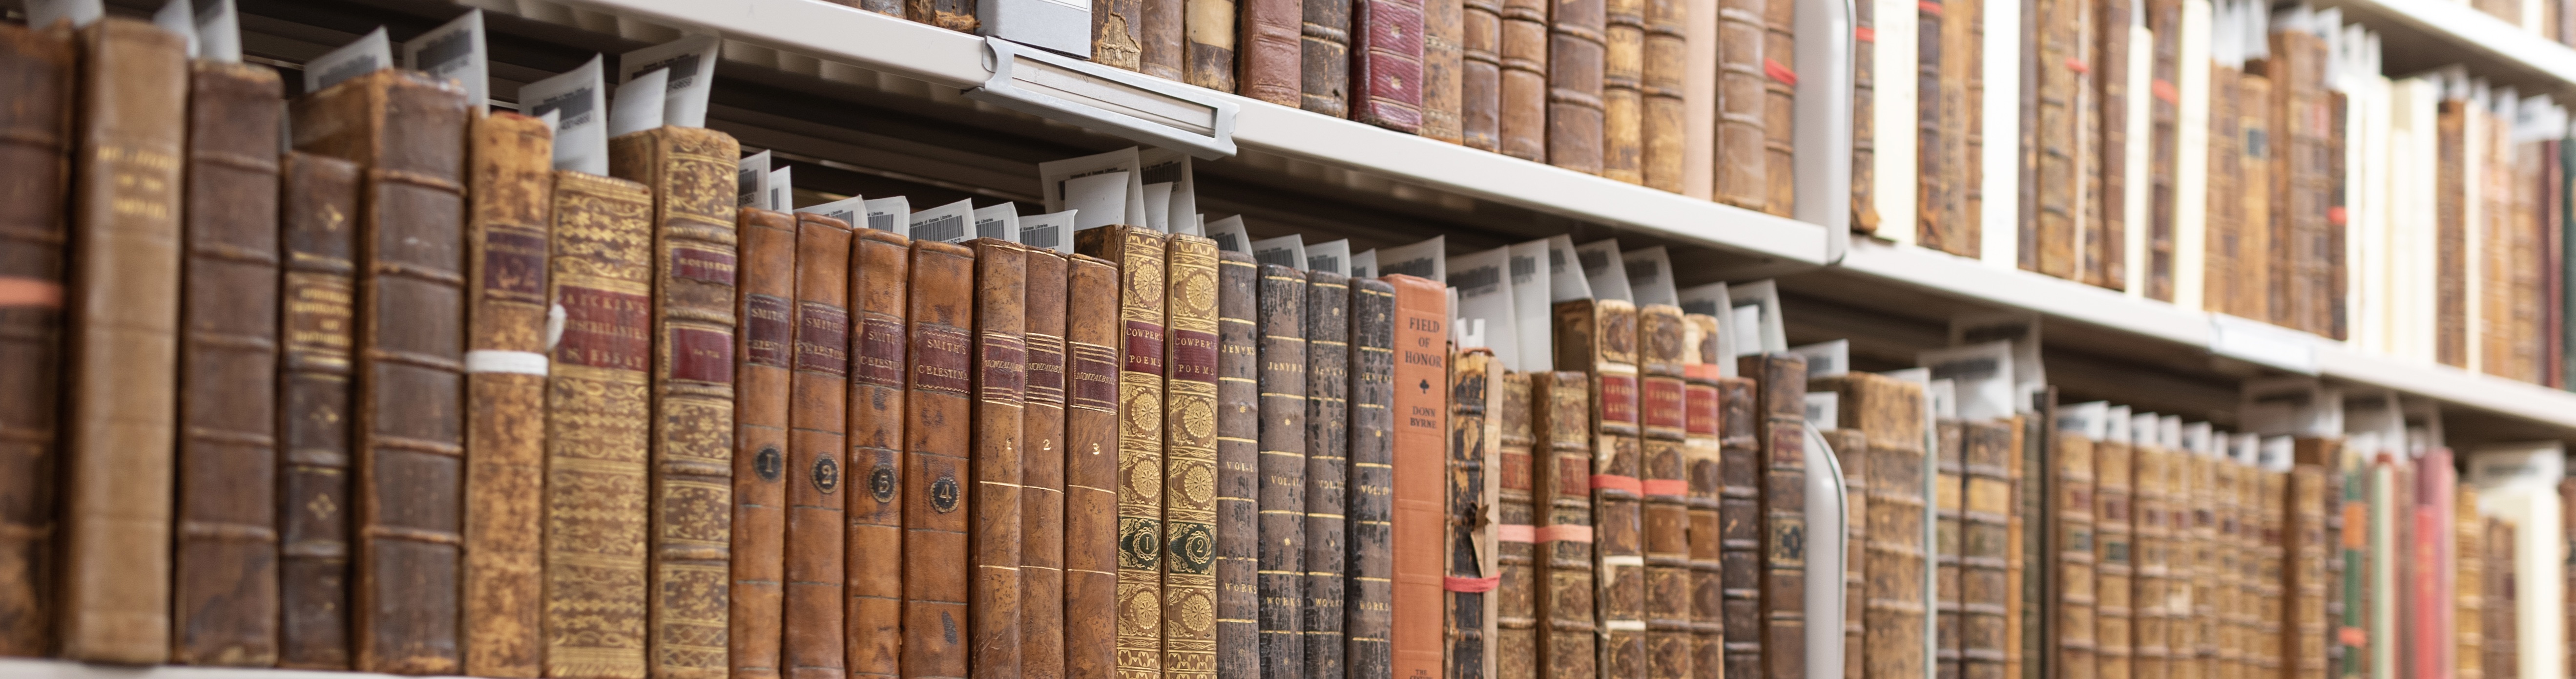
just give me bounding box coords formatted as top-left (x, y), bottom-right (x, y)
top-left (1024, 248), bottom-right (1072, 679)
top-left (2143, 0), bottom-right (2181, 301)
top-left (1427, 0), bottom-right (1468, 143)
top-left (2264, 31), bottom-right (2324, 333)
top-left (1959, 0), bottom-right (1983, 259)
top-left (1532, 370), bottom-right (1599, 679)
top-left (2052, 430), bottom-right (2096, 679)
top-left (1847, 0), bottom-right (1876, 231)
top-left (1498, 0), bottom-right (1550, 160)
top-left (1103, 0), bottom-right (1150, 71)
top-left (2286, 446), bottom-right (2331, 679)
top-left (969, 238), bottom-right (1028, 679)
top-left (2236, 74), bottom-right (2275, 321)
top-left (2212, 459), bottom-right (2240, 679)
top-left (2202, 65), bottom-right (2242, 312)
top-left (1683, 359), bottom-right (1724, 679)
top-left (2188, 449), bottom-right (2216, 679)
top-left (2437, 98), bottom-right (2467, 367)
top-left (1386, 275), bottom-right (1449, 679)
top-left (540, 171), bottom-right (656, 679)
top-left (291, 67), bottom-right (472, 675)
top-left (1463, 0), bottom-right (1504, 150)
top-left (734, 208), bottom-right (797, 679)
top-left (850, 228), bottom-right (914, 679)
top-left (1822, 374), bottom-right (1926, 679)
top-left (172, 59), bottom-right (284, 668)
top-left (1713, 0), bottom-right (1767, 209)
top-left (2094, 436), bottom-right (2132, 679)
top-left (788, 215), bottom-right (855, 679)
top-left (1072, 226), bottom-right (1169, 679)
top-left (2133, 442), bottom-right (2169, 679)
top-left (1739, 354), bottom-right (1807, 679)
top-left (1604, 0), bottom-right (1646, 184)
top-left (1063, 254), bottom-right (1123, 679)
top-left (1758, 0), bottom-right (1795, 216)
top-left (1937, 423), bottom-right (1965, 679)
top-left (609, 126), bottom-right (742, 679)
top-left (1640, 0), bottom-right (1685, 191)
top-left (459, 110), bottom-right (550, 679)
top-left (2088, 0), bottom-right (2131, 290)
top-left (1158, 236), bottom-right (1218, 679)
top-left (1639, 305), bottom-right (1693, 679)
top-left (1917, 0), bottom-right (1950, 254)
top-left (0, 21), bottom-right (72, 659)
top-left (2002, 418), bottom-right (2028, 679)
top-left (1447, 349), bottom-right (1501, 679)
top-left (1498, 372), bottom-right (1541, 679)
top-left (1555, 298), bottom-right (1644, 679)
top-left (1960, 423), bottom-right (2013, 679)
top-left (276, 152), bottom-right (362, 671)
top-left (903, 240), bottom-right (977, 679)
top-left (2029, 0), bottom-right (2084, 278)
top-left (1188, 0), bottom-right (1240, 91)
top-left (1548, 0), bottom-right (1608, 173)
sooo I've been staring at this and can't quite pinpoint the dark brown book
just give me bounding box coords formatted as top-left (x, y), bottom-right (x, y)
top-left (276, 151), bottom-right (362, 671)
top-left (1936, 423), bottom-right (1965, 679)
top-left (2266, 30), bottom-right (2330, 333)
top-left (173, 59), bottom-right (285, 668)
top-left (910, 0), bottom-right (982, 31)
top-left (1555, 298), bottom-right (1643, 679)
top-left (734, 208), bottom-right (797, 679)
top-left (1496, 373), bottom-right (1540, 679)
top-left (1737, 354), bottom-right (1806, 679)
top-left (1101, 0), bottom-right (1150, 70)
top-left (1548, 0), bottom-right (1608, 173)
top-left (1062, 254), bottom-right (1123, 679)
top-left (459, 110), bottom-right (548, 679)
top-left (1639, 305), bottom-right (1693, 679)
top-left (1349, 276), bottom-right (1399, 679)
top-left (1385, 275), bottom-right (1448, 679)
top-left (1213, 252), bottom-right (1261, 679)
top-left (1603, 0), bottom-right (1646, 184)
top-left (1718, 375), bottom-right (1762, 679)
top-left (1255, 264), bottom-right (1308, 679)
top-left (1640, 0), bottom-right (1684, 192)
top-left (1463, 0), bottom-right (1505, 151)
top-left (1188, 0), bottom-right (1240, 90)
top-left (1159, 235), bottom-right (1219, 679)
top-left (1241, 0), bottom-right (1302, 105)
top-left (2143, 0), bottom-right (2181, 301)
top-left (1848, 0), bottom-right (1876, 232)
top-left (1305, 0), bottom-right (1355, 116)
top-left (788, 215), bottom-right (856, 679)
top-left (903, 240), bottom-right (977, 679)
top-left (1498, 0), bottom-right (1550, 160)
top-left (0, 21), bottom-right (71, 659)
top-left (2088, 0), bottom-right (2130, 291)
top-left (1758, 0), bottom-right (1795, 216)
top-left (1424, 0), bottom-right (1467, 142)
top-left (2029, 0), bottom-right (2087, 279)
top-left (1024, 248), bottom-right (1072, 679)
top-left (1072, 226), bottom-right (1169, 679)
top-left (610, 126), bottom-right (742, 679)
top-left (1448, 349), bottom-right (1502, 679)
top-left (850, 228), bottom-right (914, 679)
top-left (292, 66), bottom-right (471, 674)
top-left (1308, 271), bottom-right (1353, 679)
top-left (540, 171), bottom-right (657, 679)
top-left (969, 238), bottom-right (1028, 679)
top-left (1683, 360), bottom-right (1724, 679)
top-left (2236, 74), bottom-right (2275, 321)
top-left (1960, 423), bottom-right (2014, 679)
top-left (1533, 370), bottom-right (1600, 679)
top-left (1714, 0), bottom-right (1767, 209)
top-left (1145, 0), bottom-right (1186, 80)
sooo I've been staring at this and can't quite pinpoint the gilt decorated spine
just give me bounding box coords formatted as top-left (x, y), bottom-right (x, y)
top-left (1065, 254), bottom-right (1124, 679)
top-left (970, 238), bottom-right (1028, 679)
top-left (1640, 306), bottom-right (1694, 679)
top-left (1074, 227), bottom-right (1171, 679)
top-left (1961, 422), bottom-right (2014, 679)
top-left (1557, 298), bottom-right (1644, 679)
top-left (1026, 248), bottom-right (1073, 679)
top-left (1604, 0), bottom-right (1647, 184)
top-left (276, 152), bottom-right (362, 671)
top-left (1160, 235), bottom-right (1220, 679)
top-left (541, 171), bottom-right (658, 679)
top-left (1351, 0), bottom-right (1429, 130)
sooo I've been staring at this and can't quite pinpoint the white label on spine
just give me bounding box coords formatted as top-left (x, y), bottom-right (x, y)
top-left (465, 350), bottom-right (551, 376)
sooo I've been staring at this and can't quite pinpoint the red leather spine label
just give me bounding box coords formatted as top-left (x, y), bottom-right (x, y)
top-left (556, 285), bottom-right (651, 371)
top-left (1500, 452), bottom-right (1532, 491)
top-left (674, 247), bottom-right (739, 285)
top-left (1026, 337), bottom-right (1067, 404)
top-left (857, 314), bottom-right (906, 388)
top-left (1591, 474), bottom-right (1643, 494)
top-left (1641, 378), bottom-right (1684, 429)
top-left (1764, 421), bottom-right (1802, 466)
top-left (1170, 329), bottom-right (1220, 384)
top-left (1556, 456), bottom-right (1594, 499)
top-left (481, 230), bottom-right (548, 301)
top-left (914, 324), bottom-right (973, 396)
top-left (797, 302), bottom-right (852, 377)
top-left (1684, 384), bottom-right (1720, 435)
top-left (1598, 374), bottom-right (1640, 424)
top-left (1125, 320), bottom-right (1167, 375)
top-left (980, 332), bottom-right (1027, 402)
top-left (744, 294), bottom-right (793, 368)
top-left (1640, 480), bottom-right (1687, 496)
top-left (1068, 343), bottom-right (1119, 410)
top-left (669, 327), bottom-right (736, 383)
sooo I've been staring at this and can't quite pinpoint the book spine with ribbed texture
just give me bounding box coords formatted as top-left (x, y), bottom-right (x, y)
top-left (1064, 254), bottom-right (1123, 679)
top-left (849, 229), bottom-right (913, 679)
top-left (1757, 0), bottom-right (1795, 216)
top-left (1213, 253), bottom-right (1261, 679)
top-left (2088, 0), bottom-right (2131, 290)
top-left (1961, 423), bottom-right (2014, 679)
top-left (1159, 235), bottom-right (1219, 679)
top-left (1739, 354), bottom-right (1805, 679)
top-left (1603, 0), bottom-right (1645, 184)
top-left (971, 238), bottom-right (1028, 679)
top-left (1639, 306), bottom-right (1692, 679)
top-left (1307, 272), bottom-right (1353, 679)
top-left (732, 208), bottom-right (796, 679)
top-left (1718, 375), bottom-right (1762, 679)
top-left (541, 171), bottom-right (658, 679)
top-left (1936, 423), bottom-right (1965, 679)
top-left (1534, 370), bottom-right (1598, 679)
top-left (1557, 299), bottom-right (1645, 679)
top-left (0, 22), bottom-right (72, 659)
top-left (787, 215), bottom-right (855, 679)
top-left (1350, 277), bottom-right (1399, 679)
top-left (1497, 372), bottom-right (1540, 679)
top-left (1683, 361), bottom-right (1725, 679)
top-left (1255, 264), bottom-right (1307, 679)
top-left (2093, 435), bottom-right (2130, 679)
top-left (275, 151), bottom-right (361, 670)
top-left (1447, 350), bottom-right (1501, 679)
top-left (1074, 227), bottom-right (1170, 679)
top-left (2050, 430), bottom-right (2096, 679)
top-left (1024, 248), bottom-right (1071, 679)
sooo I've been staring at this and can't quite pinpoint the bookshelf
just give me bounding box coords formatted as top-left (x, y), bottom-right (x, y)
top-left (2319, 0), bottom-right (2576, 97)
top-left (0, 658), bottom-right (391, 679)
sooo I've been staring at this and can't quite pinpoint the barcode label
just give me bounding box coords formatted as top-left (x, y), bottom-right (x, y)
top-left (868, 213), bottom-right (896, 232)
top-left (915, 214), bottom-right (969, 243)
top-left (1509, 255), bottom-right (1537, 280)
top-left (1380, 257), bottom-right (1436, 278)
top-left (976, 218), bottom-right (1012, 240)
top-left (1254, 249), bottom-right (1300, 268)
top-left (1307, 255), bottom-right (1340, 273)
top-left (1021, 224), bottom-right (1060, 249)
top-left (1451, 264), bottom-right (1501, 292)
top-left (1211, 233), bottom-right (1238, 251)
top-left (823, 210), bottom-right (858, 226)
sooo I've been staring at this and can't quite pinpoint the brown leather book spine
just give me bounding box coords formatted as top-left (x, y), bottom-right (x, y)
top-left (1821, 374), bottom-right (1924, 679)
top-left (1714, 0), bottom-right (1768, 209)
top-left (1306, 0), bottom-right (1355, 116)
top-left (1548, 0), bottom-right (1608, 173)
top-left (276, 152), bottom-right (361, 671)
top-left (1717, 375), bottom-right (1762, 679)
top-left (1189, 0), bottom-right (1241, 91)
top-left (2202, 65), bottom-right (2242, 310)
top-left (1063, 254), bottom-right (1123, 679)
top-left (788, 215), bottom-right (856, 679)
top-left (172, 59), bottom-right (284, 668)
top-left (1533, 371), bottom-right (1600, 679)
top-left (1936, 423), bottom-right (1965, 679)
top-left (1739, 354), bottom-right (1807, 679)
top-left (902, 240), bottom-right (977, 679)
top-left (1640, 0), bottom-right (1684, 192)
top-left (291, 67), bottom-right (471, 674)
top-left (1682, 361), bottom-right (1724, 679)
top-left (1603, 0), bottom-right (1646, 184)
top-left (1350, 276), bottom-right (1400, 679)
top-left (458, 111), bottom-right (549, 679)
top-left (2135, 442), bottom-right (2169, 679)
top-left (1025, 248), bottom-right (1072, 679)
top-left (850, 229), bottom-right (914, 679)
top-left (2237, 73), bottom-right (2275, 322)
top-left (1639, 306), bottom-right (1693, 679)
top-left (1848, 0), bottom-right (1876, 232)
top-left (1556, 298), bottom-right (1643, 679)
top-left (1102, 0), bottom-right (1150, 70)
top-left (1241, 0), bottom-right (1303, 105)
top-left (734, 208), bottom-right (798, 679)
top-left (1758, 0), bottom-right (1795, 216)
top-left (1961, 423), bottom-right (2013, 679)
top-left (540, 171), bottom-right (657, 679)
top-left (2285, 446), bottom-right (2330, 679)
top-left (610, 127), bottom-right (742, 679)
top-left (1145, 0), bottom-right (1186, 80)
top-left (1252, 264), bottom-right (1307, 679)
top-left (2088, 0), bottom-right (2130, 290)
top-left (1959, 0), bottom-right (1983, 256)
top-left (1212, 252), bottom-right (1260, 679)
top-left (0, 22), bottom-right (71, 659)
top-left (910, 0), bottom-right (982, 31)
top-left (1499, 0), bottom-right (1551, 161)
top-left (1308, 272), bottom-right (1353, 679)
top-left (2143, 0), bottom-right (2180, 301)
top-left (1448, 350), bottom-right (1502, 679)
top-left (1385, 275), bottom-right (1448, 679)
top-left (2437, 98), bottom-right (2467, 367)
top-left (1425, 0), bottom-right (1467, 142)
top-left (1073, 226), bottom-right (1170, 679)
top-left (1463, 0), bottom-right (1505, 150)
top-left (2051, 429), bottom-right (2096, 679)
top-left (1917, 0), bottom-right (1949, 254)
top-left (968, 238), bottom-right (1028, 679)
top-left (1159, 235), bottom-right (1218, 679)
top-left (2030, 0), bottom-right (2084, 279)
top-left (1497, 373), bottom-right (1540, 679)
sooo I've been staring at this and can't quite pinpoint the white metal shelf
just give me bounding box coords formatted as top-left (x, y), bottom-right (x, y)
top-left (2319, 0), bottom-right (2576, 96)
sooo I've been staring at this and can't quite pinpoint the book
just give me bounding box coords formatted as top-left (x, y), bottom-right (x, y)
top-left (1548, 0), bottom-right (1607, 173)
top-left (1820, 425), bottom-right (1866, 679)
top-left (1240, 0), bottom-right (1300, 105)
top-left (1640, 305), bottom-right (1695, 679)
top-left (1604, 0), bottom-right (1646, 184)
top-left (1143, 0), bottom-right (1184, 80)
top-left (1025, 246), bottom-right (1072, 679)
top-left (1160, 235), bottom-right (1220, 679)
top-left (1447, 349), bottom-right (1502, 679)
top-left (293, 66), bottom-right (471, 674)
top-left (2459, 485), bottom-right (2484, 679)
top-left (1759, 0), bottom-right (1796, 216)
top-left (1822, 374), bottom-right (1926, 679)
top-left (1714, 0), bottom-right (1767, 209)
top-left (1462, 0), bottom-right (1503, 150)
top-left (733, 208), bottom-right (796, 679)
top-left (1214, 252), bottom-right (1261, 679)
top-left (541, 170), bottom-right (658, 679)
top-left (1961, 422), bottom-right (2013, 679)
top-left (1187, 0), bottom-right (1238, 91)
top-left (1254, 263), bottom-right (1309, 679)
top-left (902, 239), bottom-right (977, 679)
top-left (276, 151), bottom-right (362, 670)
top-left (1718, 374), bottom-right (1762, 679)
top-left (2090, 0), bottom-right (2133, 292)
top-left (1425, 0), bottom-right (1465, 143)
top-left (1739, 354), bottom-right (1807, 679)
top-left (1641, 0), bottom-right (1685, 192)
top-left (2237, 74), bottom-right (2276, 320)
top-left (2049, 406), bottom-right (2099, 679)
top-left (172, 58), bottom-right (284, 668)
top-left (1350, 276), bottom-right (1400, 679)
top-left (1351, 0), bottom-right (1427, 130)
top-left (970, 238), bottom-right (1029, 679)
top-left (1075, 226), bottom-right (1169, 679)
top-left (850, 228), bottom-right (913, 679)
top-left (1064, 253), bottom-right (1123, 679)
top-left (2030, 0), bottom-right (2085, 279)
top-left (1532, 371), bottom-right (1600, 679)
top-left (1305, 0), bottom-right (1354, 116)
top-left (2093, 421), bottom-right (2132, 679)
top-left (1683, 358), bottom-right (1725, 679)
top-left (1497, 0), bottom-right (1549, 161)
top-left (1936, 422), bottom-right (1965, 679)
top-left (2288, 440), bottom-right (2336, 679)
top-left (1957, 0), bottom-right (1983, 257)
top-left (1100, 0), bottom-right (1148, 70)
top-left (1497, 373), bottom-right (1540, 679)
top-left (1917, 0), bottom-right (1950, 255)
top-left (912, 0), bottom-right (982, 31)
top-left (1556, 298), bottom-right (1645, 679)
top-left (457, 109), bottom-right (551, 679)
top-left (0, 21), bottom-right (71, 659)
top-left (2202, 62), bottom-right (2243, 311)
top-left (1308, 271), bottom-right (1353, 679)
top-left (1387, 274), bottom-right (1449, 679)
top-left (2144, 0), bottom-right (2180, 301)
top-left (1846, 0), bottom-right (1875, 230)
top-left (2126, 426), bottom-right (2170, 679)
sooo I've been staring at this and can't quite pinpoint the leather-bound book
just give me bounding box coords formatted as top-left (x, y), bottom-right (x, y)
top-left (1424, 0), bottom-right (1466, 142)
top-left (1713, 0), bottom-right (1768, 209)
top-left (1556, 298), bottom-right (1644, 679)
top-left (1497, 0), bottom-right (1550, 160)
top-left (1639, 0), bottom-right (1684, 191)
top-left (609, 126), bottom-right (741, 679)
top-left (2435, 98), bottom-right (2465, 367)
top-left (2457, 489), bottom-right (2483, 679)
top-left (540, 171), bottom-right (658, 679)
top-left (734, 208), bottom-right (797, 679)
top-left (2049, 426), bottom-right (2096, 679)
top-left (1603, 0), bottom-right (1646, 184)
top-left (1145, 0), bottom-right (1185, 81)
top-left (969, 238), bottom-right (1028, 679)
top-left (2087, 0), bottom-right (2132, 289)
top-left (1064, 254), bottom-right (1123, 679)
top-left (1462, 0), bottom-right (1504, 150)
top-left (1682, 355), bottom-right (1724, 679)
top-left (1160, 235), bottom-right (1219, 679)
top-left (1385, 275), bottom-right (1449, 679)
top-left (2252, 468), bottom-right (2280, 679)
top-left (2007, 416), bottom-right (2031, 679)
top-left (789, 215), bottom-right (856, 679)
top-left (2029, 0), bottom-right (2085, 279)
top-left (1496, 373), bottom-right (1540, 679)
top-left (1935, 424), bottom-right (1964, 679)
top-left (1847, 0), bottom-right (1874, 231)
top-left (1101, 0), bottom-right (1150, 70)
top-left (1960, 423), bottom-right (2013, 679)
top-left (1757, 0), bottom-right (1795, 216)
top-left (1213, 252), bottom-right (1261, 679)
top-left (2235, 74), bottom-right (2274, 320)
top-left (903, 240), bottom-right (978, 679)
top-left (850, 228), bottom-right (914, 679)
top-left (276, 152), bottom-right (362, 670)
top-left (1349, 277), bottom-right (1398, 679)
top-left (1189, 0), bottom-right (1239, 91)
top-left (1241, 0), bottom-right (1301, 105)
top-left (2200, 65), bottom-right (2241, 310)
top-left (1818, 428), bottom-right (1863, 679)
top-left (173, 59), bottom-right (284, 668)
top-left (1956, 0), bottom-right (1981, 257)
top-left (1916, 0), bottom-right (1949, 255)
top-left (1073, 226), bottom-right (1170, 679)
top-left (1025, 248), bottom-right (1073, 679)
top-left (1532, 371), bottom-right (1600, 679)
top-left (910, 0), bottom-right (982, 32)
top-left (1254, 264), bottom-right (1309, 679)
top-left (1737, 354), bottom-right (1806, 679)
top-left (2262, 32), bottom-right (2321, 332)
top-left (1717, 375), bottom-right (1761, 679)
top-left (459, 110), bottom-right (548, 679)
top-left (2133, 439), bottom-right (2169, 679)
top-left (0, 22), bottom-right (70, 659)
top-left (2093, 432), bottom-right (2131, 679)
top-left (2213, 458), bottom-right (2241, 679)
top-left (1812, 374), bottom-right (1924, 679)
top-left (2189, 442), bottom-right (2216, 679)
top-left (1304, 0), bottom-right (1355, 116)
top-left (1547, 0), bottom-right (1608, 173)
top-left (1308, 271), bottom-right (1354, 679)
top-left (1639, 305), bottom-right (1693, 679)
top-left (2143, 0), bottom-right (2181, 301)
top-left (292, 66), bottom-right (471, 674)
top-left (2285, 443), bottom-right (2331, 679)
top-left (1447, 349), bottom-right (1502, 679)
